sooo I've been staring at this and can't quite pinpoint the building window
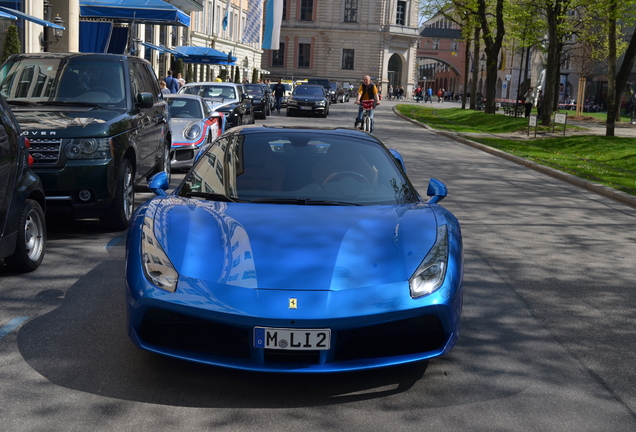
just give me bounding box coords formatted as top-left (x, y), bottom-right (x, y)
top-left (298, 43), bottom-right (311, 68)
top-left (450, 41), bottom-right (458, 51)
top-left (396, 1), bottom-right (406, 25)
top-left (283, 0), bottom-right (288, 20)
top-left (272, 43), bottom-right (285, 67)
top-left (342, 49), bottom-right (354, 69)
top-left (432, 39), bottom-right (439, 49)
top-left (344, 0), bottom-right (358, 22)
top-left (300, 0), bottom-right (314, 21)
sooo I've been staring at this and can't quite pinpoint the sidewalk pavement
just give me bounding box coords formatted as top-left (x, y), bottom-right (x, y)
top-left (389, 99), bottom-right (636, 209)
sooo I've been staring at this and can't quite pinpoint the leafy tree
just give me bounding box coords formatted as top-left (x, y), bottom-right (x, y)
top-left (2, 25), bottom-right (21, 63)
top-left (252, 68), bottom-right (258, 83)
top-left (234, 65), bottom-right (240, 83)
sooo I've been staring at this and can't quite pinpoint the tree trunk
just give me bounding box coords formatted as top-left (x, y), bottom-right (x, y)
top-left (463, 33), bottom-right (472, 109)
top-left (540, 1), bottom-right (564, 126)
top-left (470, 26), bottom-right (480, 110)
top-left (606, 1), bottom-right (618, 136)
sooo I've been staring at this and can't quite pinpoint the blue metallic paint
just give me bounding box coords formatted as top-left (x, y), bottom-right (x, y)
top-left (125, 194), bottom-right (463, 372)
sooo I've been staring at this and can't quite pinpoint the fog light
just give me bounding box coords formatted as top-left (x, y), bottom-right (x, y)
top-left (79, 190), bottom-right (92, 201)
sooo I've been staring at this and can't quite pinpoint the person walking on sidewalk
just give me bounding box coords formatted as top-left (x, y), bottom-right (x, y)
top-left (524, 88), bottom-right (534, 118)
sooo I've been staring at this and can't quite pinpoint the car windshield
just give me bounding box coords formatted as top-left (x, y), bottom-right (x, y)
top-left (181, 85), bottom-right (237, 100)
top-left (179, 131), bottom-right (419, 206)
top-left (293, 86), bottom-right (323, 97)
top-left (0, 57), bottom-right (126, 107)
top-left (245, 85), bottom-right (264, 96)
top-left (167, 98), bottom-right (203, 118)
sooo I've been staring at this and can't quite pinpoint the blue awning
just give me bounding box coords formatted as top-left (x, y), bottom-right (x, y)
top-left (79, 0), bottom-right (190, 27)
top-left (0, 6), bottom-right (65, 29)
top-left (0, 10), bottom-right (17, 20)
top-left (140, 41), bottom-right (183, 56)
top-left (173, 46), bottom-right (236, 64)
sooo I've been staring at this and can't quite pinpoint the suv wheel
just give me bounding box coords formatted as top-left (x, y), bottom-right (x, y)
top-left (4, 200), bottom-right (46, 272)
top-left (100, 159), bottom-right (134, 231)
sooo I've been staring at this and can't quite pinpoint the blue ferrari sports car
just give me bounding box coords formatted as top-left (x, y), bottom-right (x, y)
top-left (125, 126), bottom-right (463, 373)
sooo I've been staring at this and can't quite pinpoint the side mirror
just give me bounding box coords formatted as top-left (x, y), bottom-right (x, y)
top-left (242, 93), bottom-right (249, 101)
top-left (426, 178), bottom-right (447, 203)
top-left (148, 171), bottom-right (170, 196)
top-left (389, 149), bottom-right (407, 173)
top-left (137, 92), bottom-right (153, 108)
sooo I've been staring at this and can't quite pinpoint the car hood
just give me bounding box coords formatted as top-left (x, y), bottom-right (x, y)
top-left (10, 108), bottom-right (128, 138)
top-left (152, 199), bottom-right (438, 290)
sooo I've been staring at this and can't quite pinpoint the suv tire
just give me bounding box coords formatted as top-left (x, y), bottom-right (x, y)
top-left (100, 159), bottom-right (134, 231)
top-left (5, 200), bottom-right (46, 272)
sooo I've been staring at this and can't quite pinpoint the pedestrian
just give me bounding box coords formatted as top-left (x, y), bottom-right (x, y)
top-left (397, 86), bottom-right (404, 100)
top-left (214, 75), bottom-right (223, 82)
top-left (176, 72), bottom-right (186, 89)
top-left (536, 90), bottom-right (544, 118)
top-left (159, 80), bottom-right (171, 95)
top-left (426, 86), bottom-right (433, 103)
top-left (414, 85), bottom-right (422, 102)
top-left (272, 78), bottom-right (285, 114)
top-left (437, 88), bottom-right (444, 103)
top-left (524, 88), bottom-right (534, 118)
top-left (164, 70), bottom-right (179, 93)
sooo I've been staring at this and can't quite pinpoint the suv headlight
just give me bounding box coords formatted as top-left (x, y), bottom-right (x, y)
top-left (409, 224), bottom-right (448, 298)
top-left (64, 138), bottom-right (112, 160)
top-left (184, 123), bottom-right (202, 140)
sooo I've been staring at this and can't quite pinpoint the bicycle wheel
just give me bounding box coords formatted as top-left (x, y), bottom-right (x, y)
top-left (362, 114), bottom-right (371, 132)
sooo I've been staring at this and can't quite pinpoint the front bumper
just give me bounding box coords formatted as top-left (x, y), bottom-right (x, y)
top-left (125, 260), bottom-right (462, 373)
top-left (34, 158), bottom-right (116, 218)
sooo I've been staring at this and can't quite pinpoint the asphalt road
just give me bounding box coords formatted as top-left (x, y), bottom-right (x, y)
top-left (1, 99), bottom-right (635, 431)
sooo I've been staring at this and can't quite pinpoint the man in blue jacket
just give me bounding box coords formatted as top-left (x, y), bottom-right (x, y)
top-left (164, 70), bottom-right (179, 93)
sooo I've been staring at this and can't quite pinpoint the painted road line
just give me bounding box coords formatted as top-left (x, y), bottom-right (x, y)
top-left (0, 316), bottom-right (29, 341)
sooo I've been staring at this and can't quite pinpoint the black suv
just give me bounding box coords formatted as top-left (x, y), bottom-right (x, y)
top-left (0, 94), bottom-right (46, 272)
top-left (0, 53), bottom-right (171, 231)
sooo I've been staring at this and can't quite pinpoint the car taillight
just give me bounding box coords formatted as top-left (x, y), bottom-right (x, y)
top-left (25, 137), bottom-right (34, 166)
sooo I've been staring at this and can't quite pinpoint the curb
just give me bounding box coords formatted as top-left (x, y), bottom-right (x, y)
top-left (392, 106), bottom-right (636, 209)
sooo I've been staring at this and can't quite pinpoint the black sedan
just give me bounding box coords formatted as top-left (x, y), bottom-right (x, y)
top-left (286, 85), bottom-right (330, 118)
top-left (245, 83), bottom-right (270, 119)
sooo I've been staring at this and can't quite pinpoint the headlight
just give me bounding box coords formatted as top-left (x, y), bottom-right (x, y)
top-left (288, 99), bottom-right (298, 106)
top-left (315, 101), bottom-right (326, 106)
top-left (409, 224), bottom-right (448, 298)
top-left (184, 124), bottom-right (202, 140)
top-left (64, 138), bottom-right (111, 160)
top-left (141, 215), bottom-right (178, 292)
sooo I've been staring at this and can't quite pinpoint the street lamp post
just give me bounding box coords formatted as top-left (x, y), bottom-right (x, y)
top-left (41, 1), bottom-right (65, 52)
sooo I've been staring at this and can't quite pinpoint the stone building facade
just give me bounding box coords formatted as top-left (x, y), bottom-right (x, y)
top-left (260, 0), bottom-right (420, 96)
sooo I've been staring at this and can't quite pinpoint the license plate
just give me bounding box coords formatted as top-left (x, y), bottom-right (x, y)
top-left (254, 327), bottom-right (330, 350)
top-left (300, 106), bottom-right (312, 110)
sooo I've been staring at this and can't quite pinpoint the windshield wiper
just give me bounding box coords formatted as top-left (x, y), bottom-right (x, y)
top-left (34, 101), bottom-right (101, 108)
top-left (7, 100), bottom-right (37, 106)
top-left (183, 191), bottom-right (239, 202)
top-left (249, 198), bottom-right (362, 206)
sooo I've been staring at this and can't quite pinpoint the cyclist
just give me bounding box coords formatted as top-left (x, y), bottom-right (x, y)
top-left (354, 75), bottom-right (381, 132)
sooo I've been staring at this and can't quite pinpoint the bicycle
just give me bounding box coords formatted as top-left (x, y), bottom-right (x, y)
top-left (358, 99), bottom-right (375, 132)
